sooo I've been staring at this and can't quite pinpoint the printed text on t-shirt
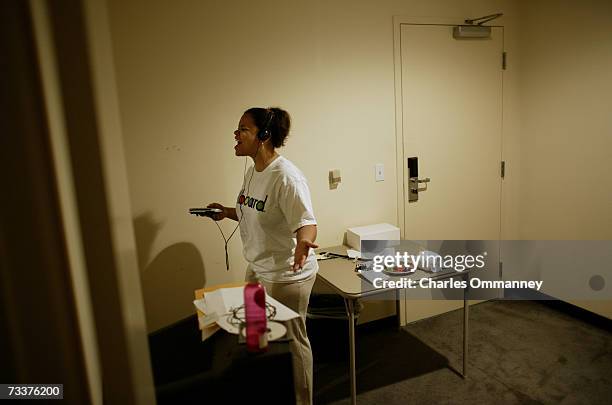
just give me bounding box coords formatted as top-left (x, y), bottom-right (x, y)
top-left (237, 189), bottom-right (268, 212)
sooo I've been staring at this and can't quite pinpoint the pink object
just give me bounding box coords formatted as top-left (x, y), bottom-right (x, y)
top-left (244, 281), bottom-right (268, 353)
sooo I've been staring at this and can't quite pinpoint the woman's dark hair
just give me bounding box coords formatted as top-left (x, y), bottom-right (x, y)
top-left (244, 107), bottom-right (291, 148)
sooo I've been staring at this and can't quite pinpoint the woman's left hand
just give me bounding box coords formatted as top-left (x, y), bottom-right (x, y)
top-left (293, 239), bottom-right (319, 271)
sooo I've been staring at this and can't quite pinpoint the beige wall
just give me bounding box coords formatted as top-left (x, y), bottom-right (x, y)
top-left (515, 0), bottom-right (612, 318)
top-left (106, 0), bottom-right (611, 331)
top-left (518, 0), bottom-right (612, 239)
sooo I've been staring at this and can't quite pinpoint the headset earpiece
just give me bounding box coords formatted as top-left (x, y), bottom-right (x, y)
top-left (257, 110), bottom-right (274, 141)
top-left (258, 128), bottom-right (270, 141)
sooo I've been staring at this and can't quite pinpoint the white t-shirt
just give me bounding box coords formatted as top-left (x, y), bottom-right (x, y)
top-left (236, 155), bottom-right (318, 282)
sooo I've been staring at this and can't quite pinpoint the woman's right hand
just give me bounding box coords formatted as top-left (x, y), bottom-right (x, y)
top-left (207, 203), bottom-right (226, 221)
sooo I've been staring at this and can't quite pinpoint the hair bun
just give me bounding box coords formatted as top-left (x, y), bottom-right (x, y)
top-left (268, 107), bottom-right (291, 147)
top-left (245, 107), bottom-right (292, 148)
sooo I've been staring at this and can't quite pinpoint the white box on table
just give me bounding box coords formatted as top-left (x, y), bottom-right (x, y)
top-left (346, 223), bottom-right (400, 251)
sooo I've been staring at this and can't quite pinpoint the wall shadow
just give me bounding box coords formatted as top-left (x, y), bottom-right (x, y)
top-left (133, 213), bottom-right (206, 332)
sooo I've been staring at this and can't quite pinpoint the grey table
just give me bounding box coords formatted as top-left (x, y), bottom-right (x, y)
top-left (315, 244), bottom-right (470, 405)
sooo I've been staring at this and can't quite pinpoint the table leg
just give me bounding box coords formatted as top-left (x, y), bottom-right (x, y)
top-left (344, 298), bottom-right (357, 405)
top-left (462, 274), bottom-right (470, 378)
top-left (395, 288), bottom-right (402, 330)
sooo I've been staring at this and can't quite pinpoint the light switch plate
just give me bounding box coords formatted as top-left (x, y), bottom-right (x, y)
top-left (375, 164), bottom-right (384, 181)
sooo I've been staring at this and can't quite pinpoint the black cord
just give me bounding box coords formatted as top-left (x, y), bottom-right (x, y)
top-left (213, 142), bottom-right (261, 270)
top-left (211, 220), bottom-right (231, 270)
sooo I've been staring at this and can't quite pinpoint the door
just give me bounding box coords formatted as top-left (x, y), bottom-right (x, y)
top-left (399, 23), bottom-right (504, 321)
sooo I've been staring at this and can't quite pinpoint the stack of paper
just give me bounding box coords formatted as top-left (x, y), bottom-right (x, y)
top-left (193, 286), bottom-right (299, 342)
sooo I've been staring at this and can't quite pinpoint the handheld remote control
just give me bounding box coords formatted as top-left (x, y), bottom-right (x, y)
top-left (189, 207), bottom-right (223, 218)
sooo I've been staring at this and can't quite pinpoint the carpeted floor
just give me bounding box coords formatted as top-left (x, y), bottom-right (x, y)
top-left (310, 300), bottom-right (612, 404)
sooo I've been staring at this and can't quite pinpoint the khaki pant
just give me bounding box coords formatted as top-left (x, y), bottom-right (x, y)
top-left (247, 268), bottom-right (316, 405)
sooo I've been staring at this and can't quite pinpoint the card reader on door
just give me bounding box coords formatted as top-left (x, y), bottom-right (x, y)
top-left (408, 157), bottom-right (430, 202)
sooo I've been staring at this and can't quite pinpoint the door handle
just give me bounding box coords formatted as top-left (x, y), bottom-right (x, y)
top-left (408, 157), bottom-right (430, 202)
top-left (409, 177), bottom-right (430, 193)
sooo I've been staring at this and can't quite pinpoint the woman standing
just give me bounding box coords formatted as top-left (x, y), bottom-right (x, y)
top-left (208, 107), bottom-right (318, 405)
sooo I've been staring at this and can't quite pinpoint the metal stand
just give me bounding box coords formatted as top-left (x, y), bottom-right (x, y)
top-left (395, 288), bottom-right (402, 329)
top-left (344, 298), bottom-right (357, 405)
top-left (337, 274), bottom-right (470, 404)
top-left (462, 274), bottom-right (470, 378)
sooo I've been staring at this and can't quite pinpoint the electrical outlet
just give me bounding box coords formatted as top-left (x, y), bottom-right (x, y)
top-left (375, 164), bottom-right (384, 181)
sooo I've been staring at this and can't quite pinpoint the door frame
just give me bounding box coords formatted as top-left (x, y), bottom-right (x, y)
top-left (26, 0), bottom-right (156, 403)
top-left (392, 16), bottom-right (506, 240)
